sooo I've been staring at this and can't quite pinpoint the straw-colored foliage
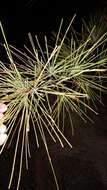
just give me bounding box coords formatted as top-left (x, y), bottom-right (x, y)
top-left (0, 15), bottom-right (107, 190)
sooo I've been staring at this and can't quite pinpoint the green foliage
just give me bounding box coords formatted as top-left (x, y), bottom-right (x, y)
top-left (0, 15), bottom-right (107, 190)
top-left (81, 11), bottom-right (107, 44)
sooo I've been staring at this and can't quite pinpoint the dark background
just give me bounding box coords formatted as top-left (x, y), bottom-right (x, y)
top-left (0, 0), bottom-right (104, 45)
top-left (1, 0), bottom-right (107, 190)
